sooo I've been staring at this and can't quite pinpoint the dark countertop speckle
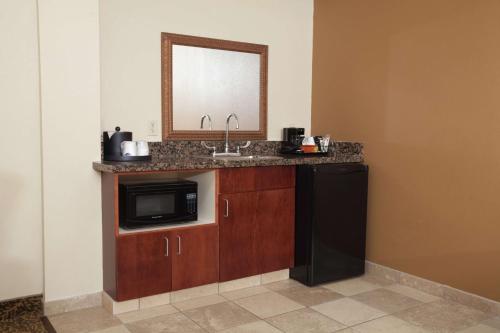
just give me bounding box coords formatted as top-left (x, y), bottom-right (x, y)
top-left (93, 153), bottom-right (364, 173)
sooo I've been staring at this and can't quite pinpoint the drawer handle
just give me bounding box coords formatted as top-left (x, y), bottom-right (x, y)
top-left (164, 237), bottom-right (169, 257)
top-left (224, 199), bottom-right (229, 218)
top-left (177, 235), bottom-right (182, 255)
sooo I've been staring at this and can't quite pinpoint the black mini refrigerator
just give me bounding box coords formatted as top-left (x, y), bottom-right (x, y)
top-left (290, 163), bottom-right (368, 286)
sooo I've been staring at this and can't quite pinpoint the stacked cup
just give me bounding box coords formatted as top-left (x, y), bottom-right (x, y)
top-left (120, 140), bottom-right (149, 156)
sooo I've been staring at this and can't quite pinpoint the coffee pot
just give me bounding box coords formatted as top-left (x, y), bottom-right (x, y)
top-left (281, 127), bottom-right (305, 153)
top-left (103, 126), bottom-right (136, 161)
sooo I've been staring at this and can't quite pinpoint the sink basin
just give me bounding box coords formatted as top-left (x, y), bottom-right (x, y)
top-left (196, 155), bottom-right (283, 161)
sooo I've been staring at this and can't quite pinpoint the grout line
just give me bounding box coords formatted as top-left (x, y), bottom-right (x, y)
top-left (175, 311), bottom-right (210, 332)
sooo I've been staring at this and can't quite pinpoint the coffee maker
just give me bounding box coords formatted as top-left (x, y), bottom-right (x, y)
top-left (102, 126), bottom-right (151, 162)
top-left (280, 127), bottom-right (305, 153)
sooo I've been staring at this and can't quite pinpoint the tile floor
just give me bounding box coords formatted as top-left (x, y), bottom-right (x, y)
top-left (47, 275), bottom-right (500, 333)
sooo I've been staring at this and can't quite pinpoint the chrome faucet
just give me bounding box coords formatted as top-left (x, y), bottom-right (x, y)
top-left (199, 113), bottom-right (250, 157)
top-left (224, 113), bottom-right (239, 153)
top-left (200, 114), bottom-right (213, 130)
top-left (200, 114), bottom-right (216, 155)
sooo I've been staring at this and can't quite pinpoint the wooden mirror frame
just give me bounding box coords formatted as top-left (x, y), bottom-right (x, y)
top-left (161, 33), bottom-right (268, 141)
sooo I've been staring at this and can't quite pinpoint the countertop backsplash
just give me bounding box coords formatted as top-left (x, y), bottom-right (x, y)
top-left (100, 140), bottom-right (363, 160)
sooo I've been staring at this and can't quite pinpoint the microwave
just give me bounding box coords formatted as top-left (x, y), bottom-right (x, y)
top-left (119, 180), bottom-right (197, 229)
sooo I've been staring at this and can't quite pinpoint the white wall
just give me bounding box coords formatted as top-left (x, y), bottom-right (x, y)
top-left (38, 0), bottom-right (102, 302)
top-left (0, 0), bottom-right (313, 303)
top-left (0, 0), bottom-right (43, 301)
top-left (100, 0), bottom-right (314, 141)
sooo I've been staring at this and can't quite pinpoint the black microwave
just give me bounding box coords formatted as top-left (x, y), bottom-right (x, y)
top-left (119, 180), bottom-right (197, 229)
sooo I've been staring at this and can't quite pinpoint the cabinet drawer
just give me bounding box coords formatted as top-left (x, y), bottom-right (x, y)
top-left (218, 166), bottom-right (295, 193)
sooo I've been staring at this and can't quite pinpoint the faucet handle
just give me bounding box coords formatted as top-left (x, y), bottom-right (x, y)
top-left (236, 141), bottom-right (251, 154)
top-left (201, 141), bottom-right (217, 156)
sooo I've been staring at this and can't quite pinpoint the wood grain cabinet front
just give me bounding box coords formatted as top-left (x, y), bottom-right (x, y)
top-left (115, 224), bottom-right (218, 301)
top-left (171, 224), bottom-right (219, 291)
top-left (218, 166), bottom-right (295, 282)
top-left (103, 166), bottom-right (294, 301)
top-left (116, 232), bottom-right (172, 301)
top-left (256, 188), bottom-right (295, 273)
top-left (219, 192), bottom-right (260, 281)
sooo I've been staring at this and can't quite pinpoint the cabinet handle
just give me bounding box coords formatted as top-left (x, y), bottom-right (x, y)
top-left (164, 237), bottom-right (169, 257)
top-left (177, 235), bottom-right (182, 255)
top-left (224, 199), bottom-right (229, 217)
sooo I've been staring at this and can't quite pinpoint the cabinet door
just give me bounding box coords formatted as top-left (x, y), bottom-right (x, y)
top-left (171, 224), bottom-right (219, 291)
top-left (219, 192), bottom-right (260, 281)
top-left (218, 166), bottom-right (295, 194)
top-left (256, 188), bottom-right (295, 274)
top-left (116, 232), bottom-right (171, 301)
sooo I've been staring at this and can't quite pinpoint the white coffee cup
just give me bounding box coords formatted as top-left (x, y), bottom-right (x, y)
top-left (136, 140), bottom-right (149, 156)
top-left (302, 136), bottom-right (315, 145)
top-left (121, 141), bottom-right (137, 156)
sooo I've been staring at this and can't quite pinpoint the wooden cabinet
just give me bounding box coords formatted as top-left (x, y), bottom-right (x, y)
top-left (218, 166), bottom-right (295, 282)
top-left (114, 224), bottom-right (218, 301)
top-left (171, 224), bottom-right (219, 291)
top-left (102, 166), bottom-right (295, 301)
top-left (219, 192), bottom-right (259, 281)
top-left (116, 232), bottom-right (171, 301)
top-left (256, 188), bottom-right (295, 273)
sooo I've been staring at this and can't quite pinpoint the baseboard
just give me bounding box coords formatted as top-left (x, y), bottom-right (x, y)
top-left (43, 292), bottom-right (102, 316)
top-left (365, 261), bottom-right (500, 315)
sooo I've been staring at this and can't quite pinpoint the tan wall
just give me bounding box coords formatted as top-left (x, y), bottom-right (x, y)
top-left (312, 0), bottom-right (500, 301)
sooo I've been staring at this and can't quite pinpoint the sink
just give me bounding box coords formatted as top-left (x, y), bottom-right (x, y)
top-left (196, 155), bottom-right (283, 161)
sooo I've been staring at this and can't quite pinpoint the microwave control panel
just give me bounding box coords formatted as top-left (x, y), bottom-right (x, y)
top-left (186, 193), bottom-right (197, 214)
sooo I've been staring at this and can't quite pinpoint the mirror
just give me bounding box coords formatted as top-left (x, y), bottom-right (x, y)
top-left (161, 33), bottom-right (268, 140)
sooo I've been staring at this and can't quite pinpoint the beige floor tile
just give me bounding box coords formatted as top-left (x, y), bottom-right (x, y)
top-left (484, 317), bottom-right (500, 329)
top-left (173, 294), bottom-right (226, 311)
top-left (90, 325), bottom-right (131, 333)
top-left (220, 320), bottom-right (282, 333)
top-left (183, 301), bottom-right (258, 332)
top-left (264, 279), bottom-right (305, 292)
top-left (384, 284), bottom-right (441, 303)
top-left (221, 285), bottom-right (270, 301)
top-left (116, 304), bottom-right (177, 323)
top-left (311, 298), bottom-right (386, 326)
top-left (125, 312), bottom-right (204, 333)
top-left (267, 308), bottom-right (346, 333)
top-left (261, 270), bottom-right (290, 284)
top-left (139, 292), bottom-right (170, 309)
top-left (323, 278), bottom-right (381, 296)
top-left (45, 292), bottom-right (102, 316)
top-left (335, 329), bottom-right (355, 333)
top-left (395, 299), bottom-right (490, 333)
top-left (351, 315), bottom-right (428, 333)
top-left (48, 306), bottom-right (122, 333)
top-left (170, 283), bottom-right (218, 303)
top-left (276, 286), bottom-right (344, 307)
top-left (362, 274), bottom-right (395, 287)
top-left (102, 293), bottom-right (139, 315)
top-left (219, 275), bottom-right (261, 293)
top-left (457, 324), bottom-right (500, 333)
top-left (234, 291), bottom-right (304, 318)
top-left (351, 288), bottom-right (422, 314)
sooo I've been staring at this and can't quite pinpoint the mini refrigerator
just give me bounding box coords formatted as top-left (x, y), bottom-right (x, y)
top-left (290, 163), bottom-right (368, 286)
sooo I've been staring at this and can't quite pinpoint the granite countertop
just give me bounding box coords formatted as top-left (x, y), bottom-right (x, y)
top-left (93, 151), bottom-right (363, 173)
top-left (93, 140), bottom-right (364, 173)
